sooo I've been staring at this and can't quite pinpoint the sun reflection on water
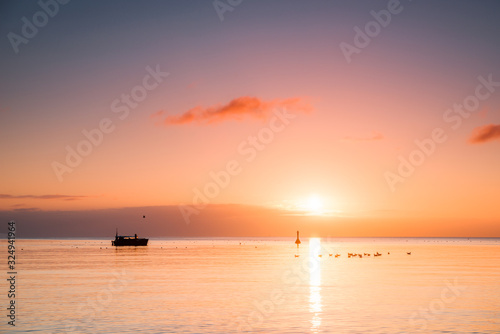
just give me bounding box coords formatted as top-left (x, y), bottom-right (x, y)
top-left (309, 238), bottom-right (322, 332)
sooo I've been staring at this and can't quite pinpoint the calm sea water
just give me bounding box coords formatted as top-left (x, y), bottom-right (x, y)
top-left (1, 238), bottom-right (499, 333)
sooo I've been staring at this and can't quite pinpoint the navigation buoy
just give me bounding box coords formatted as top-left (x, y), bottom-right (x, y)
top-left (295, 230), bottom-right (301, 248)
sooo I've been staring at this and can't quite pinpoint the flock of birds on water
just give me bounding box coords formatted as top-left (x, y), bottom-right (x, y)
top-left (293, 232), bottom-right (413, 258)
top-left (294, 252), bottom-right (412, 258)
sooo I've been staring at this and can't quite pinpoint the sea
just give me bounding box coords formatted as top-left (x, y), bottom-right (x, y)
top-left (1, 237), bottom-right (499, 333)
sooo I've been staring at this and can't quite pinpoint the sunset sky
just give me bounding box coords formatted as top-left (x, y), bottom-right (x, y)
top-left (1, 0), bottom-right (500, 237)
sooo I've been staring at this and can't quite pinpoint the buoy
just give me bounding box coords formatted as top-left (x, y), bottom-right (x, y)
top-left (295, 231), bottom-right (301, 248)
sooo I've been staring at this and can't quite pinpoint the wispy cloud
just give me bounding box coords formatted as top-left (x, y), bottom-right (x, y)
top-left (149, 110), bottom-right (164, 118)
top-left (0, 194), bottom-right (89, 201)
top-left (13, 207), bottom-right (41, 212)
top-left (186, 80), bottom-right (202, 90)
top-left (468, 124), bottom-right (500, 144)
top-left (158, 96), bottom-right (312, 125)
top-left (342, 132), bottom-right (384, 142)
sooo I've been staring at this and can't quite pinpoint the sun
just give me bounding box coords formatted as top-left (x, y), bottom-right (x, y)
top-left (305, 195), bottom-right (324, 215)
top-left (277, 194), bottom-right (333, 216)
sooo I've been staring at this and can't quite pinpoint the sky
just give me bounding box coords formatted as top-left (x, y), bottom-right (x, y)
top-left (1, 0), bottom-right (500, 237)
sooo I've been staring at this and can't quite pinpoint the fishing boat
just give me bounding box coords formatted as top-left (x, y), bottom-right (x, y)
top-left (112, 229), bottom-right (148, 246)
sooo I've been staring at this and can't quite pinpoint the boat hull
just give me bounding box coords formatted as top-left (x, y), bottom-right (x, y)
top-left (112, 238), bottom-right (148, 246)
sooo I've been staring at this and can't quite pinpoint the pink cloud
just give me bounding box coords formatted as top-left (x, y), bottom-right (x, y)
top-left (468, 124), bottom-right (500, 144)
top-left (159, 96), bottom-right (312, 125)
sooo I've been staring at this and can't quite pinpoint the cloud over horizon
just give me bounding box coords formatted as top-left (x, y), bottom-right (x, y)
top-left (468, 124), bottom-right (500, 144)
top-left (0, 194), bottom-right (89, 201)
top-left (157, 96), bottom-right (312, 125)
top-left (13, 207), bottom-right (41, 212)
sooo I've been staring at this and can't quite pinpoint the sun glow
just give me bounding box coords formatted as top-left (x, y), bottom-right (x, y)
top-left (301, 195), bottom-right (325, 215)
top-left (276, 194), bottom-right (337, 216)
top-left (307, 195), bottom-right (324, 214)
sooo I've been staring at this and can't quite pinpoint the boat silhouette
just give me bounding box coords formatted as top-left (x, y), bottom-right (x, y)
top-left (112, 229), bottom-right (148, 246)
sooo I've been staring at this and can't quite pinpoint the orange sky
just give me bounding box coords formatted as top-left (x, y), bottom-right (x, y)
top-left (1, 1), bottom-right (500, 237)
